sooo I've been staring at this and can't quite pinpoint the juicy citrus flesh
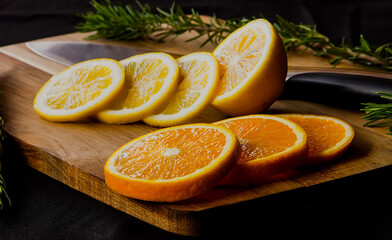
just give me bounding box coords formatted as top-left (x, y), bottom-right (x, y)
top-left (278, 114), bottom-right (355, 164)
top-left (220, 118), bottom-right (298, 161)
top-left (111, 128), bottom-right (225, 180)
top-left (96, 52), bottom-right (179, 124)
top-left (212, 19), bottom-right (287, 116)
top-left (214, 115), bottom-right (308, 186)
top-left (34, 58), bottom-right (124, 122)
top-left (104, 124), bottom-right (240, 202)
top-left (44, 66), bottom-right (112, 110)
top-left (215, 27), bottom-right (266, 96)
top-left (143, 52), bottom-right (219, 127)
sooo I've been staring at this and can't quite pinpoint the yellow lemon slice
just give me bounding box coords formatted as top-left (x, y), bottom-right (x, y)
top-left (212, 19), bottom-right (287, 116)
top-left (144, 52), bottom-right (219, 127)
top-left (96, 52), bottom-right (179, 124)
top-left (33, 58), bottom-right (124, 122)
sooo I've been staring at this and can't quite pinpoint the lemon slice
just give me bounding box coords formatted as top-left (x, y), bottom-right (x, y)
top-left (33, 58), bottom-right (124, 122)
top-left (96, 52), bottom-right (179, 124)
top-left (212, 19), bottom-right (287, 116)
top-left (143, 52), bottom-right (219, 127)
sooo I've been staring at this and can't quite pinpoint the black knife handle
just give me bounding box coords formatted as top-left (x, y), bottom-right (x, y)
top-left (279, 72), bottom-right (392, 108)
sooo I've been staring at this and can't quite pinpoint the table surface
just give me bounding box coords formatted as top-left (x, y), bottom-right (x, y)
top-left (0, 31), bottom-right (392, 237)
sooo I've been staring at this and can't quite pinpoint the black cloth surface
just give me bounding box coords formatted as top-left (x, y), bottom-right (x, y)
top-left (1, 0), bottom-right (392, 239)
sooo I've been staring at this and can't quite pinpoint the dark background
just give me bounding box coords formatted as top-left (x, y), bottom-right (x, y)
top-left (1, 0), bottom-right (392, 46)
top-left (1, 0), bottom-right (392, 239)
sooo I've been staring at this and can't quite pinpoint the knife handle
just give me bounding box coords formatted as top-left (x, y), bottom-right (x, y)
top-left (279, 72), bottom-right (392, 108)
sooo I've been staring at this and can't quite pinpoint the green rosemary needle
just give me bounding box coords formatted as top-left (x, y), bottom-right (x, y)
top-left (76, 1), bottom-right (392, 72)
top-left (0, 115), bottom-right (10, 210)
top-left (77, 1), bottom-right (392, 134)
top-left (0, 174), bottom-right (11, 210)
top-left (361, 92), bottom-right (392, 135)
top-left (274, 15), bottom-right (392, 72)
top-left (76, 0), bottom-right (251, 47)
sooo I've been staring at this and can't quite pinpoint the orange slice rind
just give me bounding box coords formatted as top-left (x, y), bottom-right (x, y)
top-left (214, 114), bottom-right (308, 186)
top-left (278, 114), bottom-right (355, 165)
top-left (104, 123), bottom-right (240, 202)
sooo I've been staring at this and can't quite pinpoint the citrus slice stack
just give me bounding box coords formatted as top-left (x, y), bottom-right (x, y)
top-left (144, 52), bottom-right (219, 127)
top-left (212, 19), bottom-right (287, 116)
top-left (34, 58), bottom-right (124, 122)
top-left (96, 52), bottom-right (179, 124)
top-left (214, 115), bottom-right (308, 186)
top-left (104, 124), bottom-right (240, 202)
top-left (278, 114), bottom-right (355, 165)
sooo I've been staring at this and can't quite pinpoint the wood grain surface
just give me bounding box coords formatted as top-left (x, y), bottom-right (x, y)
top-left (0, 31), bottom-right (391, 236)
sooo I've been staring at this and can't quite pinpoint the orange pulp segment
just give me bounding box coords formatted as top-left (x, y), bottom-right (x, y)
top-left (278, 114), bottom-right (354, 165)
top-left (104, 124), bottom-right (240, 202)
top-left (214, 114), bottom-right (308, 186)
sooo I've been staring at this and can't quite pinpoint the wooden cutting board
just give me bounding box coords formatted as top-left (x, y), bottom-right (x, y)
top-left (0, 32), bottom-right (391, 236)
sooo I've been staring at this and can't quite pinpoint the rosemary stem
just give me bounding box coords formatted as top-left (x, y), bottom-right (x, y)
top-left (76, 1), bottom-right (392, 72)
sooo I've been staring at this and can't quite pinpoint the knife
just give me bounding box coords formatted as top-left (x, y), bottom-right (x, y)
top-left (280, 72), bottom-right (392, 108)
top-left (26, 41), bottom-right (392, 108)
top-left (26, 41), bottom-right (151, 66)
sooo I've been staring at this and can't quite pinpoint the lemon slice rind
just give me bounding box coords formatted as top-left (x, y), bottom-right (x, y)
top-left (33, 58), bottom-right (124, 122)
top-left (143, 52), bottom-right (219, 127)
top-left (96, 52), bottom-right (179, 124)
top-left (212, 19), bottom-right (273, 102)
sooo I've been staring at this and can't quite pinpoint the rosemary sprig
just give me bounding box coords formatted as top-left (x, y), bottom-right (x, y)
top-left (76, 1), bottom-right (392, 72)
top-left (361, 92), bottom-right (392, 135)
top-left (274, 15), bottom-right (392, 72)
top-left (0, 174), bottom-right (11, 211)
top-left (76, 0), bottom-right (251, 47)
top-left (0, 115), bottom-right (11, 210)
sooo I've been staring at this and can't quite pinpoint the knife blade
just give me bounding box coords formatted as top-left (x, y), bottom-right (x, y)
top-left (26, 41), bottom-right (392, 108)
top-left (26, 41), bottom-right (150, 66)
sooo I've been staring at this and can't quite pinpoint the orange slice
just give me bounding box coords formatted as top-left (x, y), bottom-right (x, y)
top-left (212, 19), bottom-right (287, 116)
top-left (214, 115), bottom-right (308, 186)
top-left (278, 114), bottom-right (354, 165)
top-left (104, 124), bottom-right (240, 202)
